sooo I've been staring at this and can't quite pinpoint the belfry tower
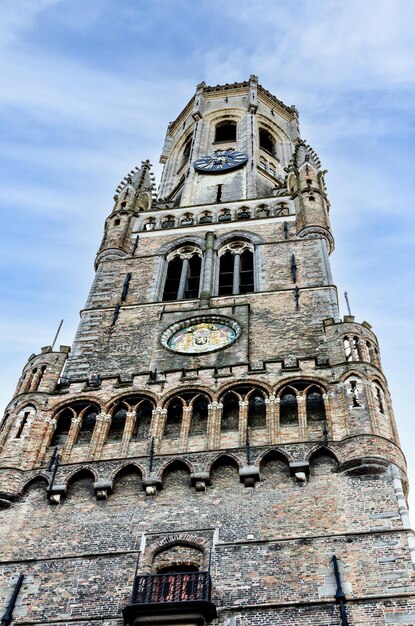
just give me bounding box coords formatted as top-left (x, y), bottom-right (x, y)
top-left (1, 76), bottom-right (415, 626)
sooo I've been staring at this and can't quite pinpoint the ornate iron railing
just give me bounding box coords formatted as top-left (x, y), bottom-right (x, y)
top-left (132, 571), bottom-right (211, 605)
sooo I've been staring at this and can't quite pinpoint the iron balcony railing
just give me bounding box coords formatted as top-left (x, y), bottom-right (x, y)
top-left (132, 571), bottom-right (212, 606)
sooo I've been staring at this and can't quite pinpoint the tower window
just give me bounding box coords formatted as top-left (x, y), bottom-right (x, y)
top-left (214, 121), bottom-right (237, 143)
top-left (15, 411), bottom-right (30, 439)
top-left (52, 409), bottom-right (73, 446)
top-left (279, 390), bottom-right (298, 425)
top-left (306, 388), bottom-right (326, 421)
top-left (162, 246), bottom-right (202, 301)
top-left (259, 129), bottom-right (274, 155)
top-left (218, 241), bottom-right (254, 296)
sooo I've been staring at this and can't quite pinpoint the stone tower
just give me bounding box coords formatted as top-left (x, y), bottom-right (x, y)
top-left (1, 77), bottom-right (415, 626)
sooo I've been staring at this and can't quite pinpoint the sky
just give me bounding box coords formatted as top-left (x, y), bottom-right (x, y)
top-left (1, 0), bottom-right (414, 510)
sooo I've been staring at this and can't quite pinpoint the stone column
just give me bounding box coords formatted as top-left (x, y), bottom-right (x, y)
top-left (177, 258), bottom-right (189, 300)
top-left (337, 382), bottom-right (351, 437)
top-left (200, 231), bottom-right (215, 304)
top-left (179, 406), bottom-right (192, 452)
top-left (121, 410), bottom-right (136, 456)
top-left (238, 400), bottom-right (249, 446)
top-left (62, 416), bottom-right (81, 462)
top-left (207, 402), bottom-right (222, 449)
top-left (35, 416), bottom-right (57, 465)
top-left (29, 369), bottom-right (43, 392)
top-left (232, 253), bottom-right (241, 295)
top-left (90, 412), bottom-right (111, 460)
top-left (152, 407), bottom-right (167, 452)
top-left (297, 394), bottom-right (307, 440)
top-left (364, 381), bottom-right (379, 435)
top-left (265, 395), bottom-right (277, 444)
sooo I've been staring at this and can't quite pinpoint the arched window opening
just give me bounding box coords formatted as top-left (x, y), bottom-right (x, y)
top-left (181, 134), bottom-right (193, 168)
top-left (248, 393), bottom-right (266, 429)
top-left (181, 213), bottom-right (194, 226)
top-left (237, 208), bottom-right (251, 220)
top-left (164, 399), bottom-right (183, 438)
top-left (259, 129), bottom-right (274, 155)
top-left (51, 409), bottom-right (73, 446)
top-left (279, 389), bottom-right (298, 425)
top-left (189, 396), bottom-right (209, 437)
top-left (352, 336), bottom-right (361, 361)
top-left (200, 212), bottom-right (212, 224)
top-left (348, 379), bottom-right (361, 407)
top-left (218, 242), bottom-right (254, 296)
top-left (162, 216), bottom-right (175, 229)
top-left (108, 407), bottom-right (127, 441)
top-left (221, 392), bottom-right (239, 431)
top-left (218, 210), bottom-right (231, 223)
top-left (343, 337), bottom-right (352, 362)
top-left (133, 400), bottom-right (153, 440)
top-left (306, 388), bottom-right (326, 421)
top-left (214, 120), bottom-right (237, 143)
top-left (257, 205), bottom-right (269, 218)
top-left (375, 385), bottom-right (385, 413)
top-left (15, 406), bottom-right (35, 439)
top-left (144, 218), bottom-right (156, 231)
top-left (163, 248), bottom-right (202, 301)
top-left (77, 408), bottom-right (97, 445)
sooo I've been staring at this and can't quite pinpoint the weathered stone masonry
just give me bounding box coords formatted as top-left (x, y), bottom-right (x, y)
top-left (1, 77), bottom-right (414, 626)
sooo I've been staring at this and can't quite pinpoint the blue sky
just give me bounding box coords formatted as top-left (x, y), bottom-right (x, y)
top-left (1, 0), bottom-right (415, 508)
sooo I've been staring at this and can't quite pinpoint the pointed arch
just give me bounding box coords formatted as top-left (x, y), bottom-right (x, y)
top-left (20, 473), bottom-right (50, 495)
top-left (160, 458), bottom-right (193, 481)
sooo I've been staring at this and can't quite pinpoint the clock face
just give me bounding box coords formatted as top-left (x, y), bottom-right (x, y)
top-left (194, 150), bottom-right (248, 174)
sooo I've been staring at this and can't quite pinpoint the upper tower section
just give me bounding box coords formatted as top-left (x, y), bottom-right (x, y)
top-left (158, 75), bottom-right (299, 206)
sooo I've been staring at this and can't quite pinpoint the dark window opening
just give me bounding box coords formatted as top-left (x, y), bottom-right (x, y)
top-left (133, 400), bottom-right (153, 440)
top-left (214, 121), bottom-right (237, 142)
top-left (248, 393), bottom-right (266, 429)
top-left (280, 391), bottom-right (298, 425)
top-left (184, 255), bottom-right (201, 299)
top-left (240, 249), bottom-right (254, 294)
top-left (306, 389), bottom-right (326, 421)
top-left (51, 409), bottom-right (72, 446)
top-left (162, 254), bottom-right (201, 301)
top-left (221, 393), bottom-right (239, 431)
top-left (218, 211), bottom-right (231, 222)
top-left (259, 129), bottom-right (274, 155)
top-left (163, 256), bottom-right (182, 301)
top-left (218, 250), bottom-right (234, 296)
top-left (200, 213), bottom-right (212, 224)
top-left (108, 407), bottom-right (127, 441)
top-left (76, 410), bottom-right (97, 445)
top-left (164, 399), bottom-right (183, 438)
top-left (114, 218), bottom-right (121, 226)
top-left (216, 184), bottom-right (222, 203)
top-left (15, 411), bottom-right (30, 439)
top-left (376, 387), bottom-right (385, 413)
top-left (189, 397), bottom-right (209, 437)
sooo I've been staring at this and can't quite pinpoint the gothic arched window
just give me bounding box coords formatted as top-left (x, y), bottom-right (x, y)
top-left (189, 395), bottom-right (209, 438)
top-left (221, 392), bottom-right (239, 431)
top-left (133, 399), bottom-right (154, 440)
top-left (259, 128), bottom-right (275, 155)
top-left (164, 398), bottom-right (183, 439)
top-left (279, 388), bottom-right (298, 425)
top-left (248, 391), bottom-right (266, 429)
top-left (108, 405), bottom-right (127, 441)
top-left (52, 408), bottom-right (73, 446)
top-left (306, 387), bottom-right (326, 421)
top-left (218, 241), bottom-right (254, 296)
top-left (214, 120), bottom-right (237, 143)
top-left (162, 246), bottom-right (202, 301)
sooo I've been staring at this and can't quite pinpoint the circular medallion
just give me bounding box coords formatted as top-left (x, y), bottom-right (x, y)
top-left (193, 150), bottom-right (248, 174)
top-left (161, 317), bottom-right (240, 354)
